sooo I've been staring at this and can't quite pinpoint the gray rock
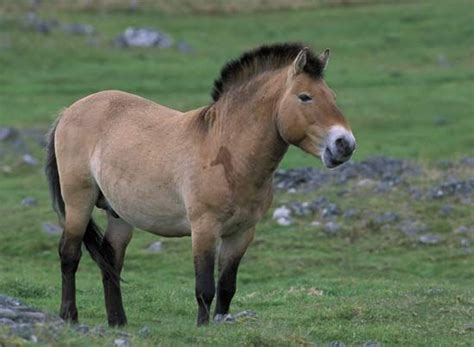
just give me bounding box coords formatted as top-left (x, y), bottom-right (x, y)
top-left (323, 221), bottom-right (342, 235)
top-left (177, 41), bottom-right (193, 54)
top-left (439, 204), bottom-right (454, 216)
top-left (464, 322), bottom-right (474, 331)
top-left (62, 23), bottom-right (95, 36)
top-left (433, 115), bottom-right (448, 126)
top-left (0, 317), bottom-right (15, 325)
top-left (21, 197), bottom-right (37, 207)
top-left (115, 27), bottom-right (173, 48)
top-left (0, 295), bottom-right (21, 306)
top-left (22, 154), bottom-right (38, 166)
top-left (214, 313), bottom-right (235, 324)
top-left (147, 241), bottom-right (163, 253)
top-left (398, 220), bottom-right (427, 236)
top-left (0, 127), bottom-right (19, 141)
top-left (374, 211), bottom-right (399, 225)
top-left (21, 311), bottom-right (46, 321)
top-left (0, 307), bottom-right (18, 319)
top-left (114, 338), bottom-right (131, 347)
top-left (321, 203), bottom-right (341, 218)
top-left (138, 325), bottom-right (150, 337)
top-left (454, 226), bottom-right (474, 234)
top-left (428, 179), bottom-right (474, 199)
top-left (273, 206), bottom-right (291, 219)
top-left (233, 310), bottom-right (257, 319)
top-left (418, 234), bottom-right (442, 245)
top-left (42, 222), bottom-right (63, 235)
top-left (330, 342), bottom-right (346, 347)
top-left (459, 238), bottom-right (470, 248)
top-left (276, 217), bottom-right (293, 226)
top-left (363, 342), bottom-right (381, 347)
top-left (343, 208), bottom-right (359, 219)
top-left (11, 323), bottom-right (34, 340)
top-left (437, 54), bottom-right (452, 68)
top-left (75, 324), bottom-right (90, 334)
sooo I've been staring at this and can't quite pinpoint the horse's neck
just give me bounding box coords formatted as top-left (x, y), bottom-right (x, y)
top-left (209, 72), bottom-right (289, 188)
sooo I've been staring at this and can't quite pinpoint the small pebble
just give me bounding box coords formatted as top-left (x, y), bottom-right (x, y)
top-left (147, 241), bottom-right (163, 253)
top-left (21, 197), bottom-right (37, 207)
top-left (42, 222), bottom-right (63, 235)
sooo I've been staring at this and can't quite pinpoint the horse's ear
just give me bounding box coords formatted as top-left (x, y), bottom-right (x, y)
top-left (319, 48), bottom-right (330, 70)
top-left (291, 47), bottom-right (308, 76)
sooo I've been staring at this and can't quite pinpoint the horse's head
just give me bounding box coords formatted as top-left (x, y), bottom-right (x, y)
top-left (276, 48), bottom-right (356, 168)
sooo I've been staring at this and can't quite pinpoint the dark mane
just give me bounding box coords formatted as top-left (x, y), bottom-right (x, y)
top-left (211, 42), bottom-right (324, 102)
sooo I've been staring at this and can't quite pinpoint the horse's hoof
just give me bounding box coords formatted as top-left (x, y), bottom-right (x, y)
top-left (213, 313), bottom-right (235, 324)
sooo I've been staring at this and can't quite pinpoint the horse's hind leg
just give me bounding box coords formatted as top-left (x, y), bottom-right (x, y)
top-left (214, 228), bottom-right (255, 321)
top-left (59, 187), bottom-right (97, 322)
top-left (102, 213), bottom-right (133, 326)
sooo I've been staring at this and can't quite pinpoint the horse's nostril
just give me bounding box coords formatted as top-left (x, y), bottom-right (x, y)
top-left (335, 136), bottom-right (354, 157)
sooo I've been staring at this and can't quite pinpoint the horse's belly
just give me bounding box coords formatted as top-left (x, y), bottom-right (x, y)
top-left (97, 179), bottom-right (191, 237)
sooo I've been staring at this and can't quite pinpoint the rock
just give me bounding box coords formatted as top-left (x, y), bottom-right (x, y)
top-left (418, 234), bottom-right (442, 245)
top-left (357, 178), bottom-right (377, 188)
top-left (454, 226), bottom-right (474, 234)
top-left (21, 154), bottom-right (38, 166)
top-left (428, 179), bottom-right (474, 199)
top-left (321, 203), bottom-right (341, 218)
top-left (460, 157), bottom-right (474, 167)
top-left (437, 54), bottom-right (452, 68)
top-left (276, 217), bottom-right (293, 226)
top-left (273, 206), bottom-right (291, 219)
top-left (62, 23), bottom-right (95, 36)
top-left (433, 115), bottom-right (448, 126)
top-left (0, 127), bottom-right (19, 141)
top-left (459, 238), bottom-right (470, 248)
top-left (323, 221), bottom-right (342, 235)
top-left (0, 317), bottom-right (15, 325)
top-left (42, 222), bottom-right (63, 235)
top-left (0, 307), bottom-right (18, 319)
top-left (75, 324), bottom-right (90, 334)
top-left (373, 212), bottom-right (399, 225)
top-left (363, 342), bottom-right (381, 347)
top-left (11, 323), bottom-right (34, 340)
top-left (398, 220), bottom-right (427, 236)
top-left (214, 313), bottom-right (235, 323)
top-left (343, 208), bottom-right (359, 219)
top-left (147, 241), bottom-right (163, 253)
top-left (439, 204), bottom-right (454, 216)
top-left (177, 41), bottom-right (193, 54)
top-left (330, 342), bottom-right (346, 347)
top-left (115, 27), bottom-right (173, 48)
top-left (138, 325), bottom-right (150, 337)
top-left (21, 197), bottom-right (37, 207)
top-left (464, 322), bottom-right (474, 331)
top-left (233, 310), bottom-right (257, 319)
top-left (114, 338), bottom-right (131, 347)
top-left (91, 325), bottom-right (106, 336)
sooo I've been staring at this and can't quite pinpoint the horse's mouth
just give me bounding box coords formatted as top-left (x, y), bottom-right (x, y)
top-left (322, 147), bottom-right (346, 169)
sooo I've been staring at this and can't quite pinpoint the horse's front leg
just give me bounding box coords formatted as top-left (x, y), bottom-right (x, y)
top-left (214, 228), bottom-right (255, 321)
top-left (191, 217), bottom-right (219, 326)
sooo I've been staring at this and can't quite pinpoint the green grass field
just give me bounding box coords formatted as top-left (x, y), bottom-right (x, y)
top-left (0, 0), bottom-right (473, 346)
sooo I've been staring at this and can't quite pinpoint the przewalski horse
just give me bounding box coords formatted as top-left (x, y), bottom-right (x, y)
top-left (45, 43), bottom-right (355, 327)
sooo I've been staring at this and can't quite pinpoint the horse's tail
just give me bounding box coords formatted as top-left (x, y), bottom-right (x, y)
top-left (45, 118), bottom-right (65, 221)
top-left (45, 116), bottom-right (120, 284)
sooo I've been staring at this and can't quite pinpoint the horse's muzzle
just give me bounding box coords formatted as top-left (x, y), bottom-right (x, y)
top-left (322, 126), bottom-right (356, 168)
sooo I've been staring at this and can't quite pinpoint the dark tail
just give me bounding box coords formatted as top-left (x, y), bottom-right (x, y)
top-left (45, 118), bottom-right (120, 284)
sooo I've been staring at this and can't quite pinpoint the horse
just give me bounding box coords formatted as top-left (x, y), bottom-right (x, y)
top-left (45, 42), bottom-right (356, 327)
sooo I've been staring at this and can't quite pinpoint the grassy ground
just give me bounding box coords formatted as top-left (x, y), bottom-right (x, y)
top-left (0, 0), bottom-right (473, 346)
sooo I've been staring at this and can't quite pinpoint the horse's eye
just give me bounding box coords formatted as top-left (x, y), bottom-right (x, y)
top-left (298, 93), bottom-right (313, 103)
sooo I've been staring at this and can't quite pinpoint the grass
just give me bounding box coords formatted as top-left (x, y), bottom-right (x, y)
top-left (0, 0), bottom-right (473, 345)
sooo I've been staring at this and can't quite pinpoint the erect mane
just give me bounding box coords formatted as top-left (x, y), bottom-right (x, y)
top-left (211, 42), bottom-right (324, 102)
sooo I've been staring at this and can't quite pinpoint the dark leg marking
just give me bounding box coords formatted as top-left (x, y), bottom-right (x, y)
top-left (58, 235), bottom-right (82, 322)
top-left (215, 257), bottom-right (241, 316)
top-left (102, 256), bottom-right (127, 327)
top-left (194, 252), bottom-right (216, 326)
